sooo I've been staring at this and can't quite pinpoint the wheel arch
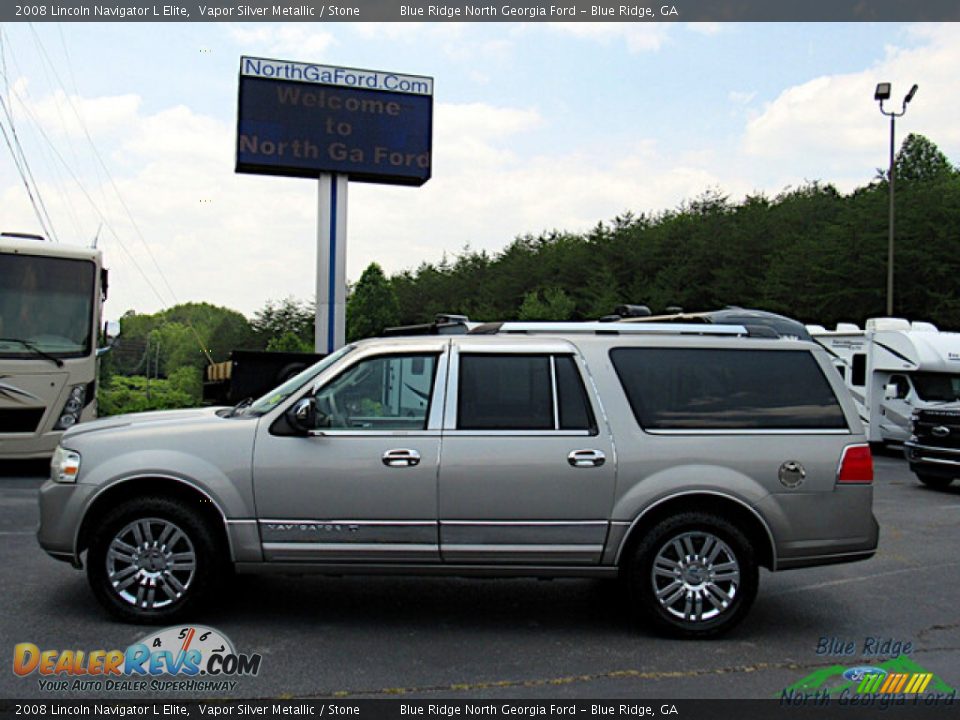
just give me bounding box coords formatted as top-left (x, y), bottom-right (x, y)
top-left (76, 475), bottom-right (234, 563)
top-left (614, 491), bottom-right (777, 571)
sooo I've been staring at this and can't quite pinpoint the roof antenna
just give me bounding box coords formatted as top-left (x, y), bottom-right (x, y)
top-left (91, 223), bottom-right (102, 249)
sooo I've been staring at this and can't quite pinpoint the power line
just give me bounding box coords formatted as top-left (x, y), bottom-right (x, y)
top-left (0, 114), bottom-right (52, 240)
top-left (1, 28), bottom-right (216, 365)
top-left (26, 25), bottom-right (182, 308)
top-left (0, 31), bottom-right (59, 242)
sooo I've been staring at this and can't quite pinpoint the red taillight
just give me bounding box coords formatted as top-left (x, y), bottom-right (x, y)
top-left (838, 444), bottom-right (874, 484)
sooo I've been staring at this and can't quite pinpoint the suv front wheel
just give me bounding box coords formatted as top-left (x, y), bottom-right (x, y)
top-left (86, 496), bottom-right (224, 623)
top-left (917, 473), bottom-right (954, 490)
top-left (628, 512), bottom-right (758, 638)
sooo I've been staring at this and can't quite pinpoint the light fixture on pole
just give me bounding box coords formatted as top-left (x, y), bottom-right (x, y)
top-left (875, 82), bottom-right (918, 317)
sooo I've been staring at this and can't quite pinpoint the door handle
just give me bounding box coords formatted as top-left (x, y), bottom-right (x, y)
top-left (568, 449), bottom-right (606, 468)
top-left (382, 448), bottom-right (421, 468)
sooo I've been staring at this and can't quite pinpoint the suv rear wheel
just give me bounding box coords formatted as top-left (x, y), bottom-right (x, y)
top-left (628, 512), bottom-right (758, 638)
top-left (87, 496), bottom-right (225, 623)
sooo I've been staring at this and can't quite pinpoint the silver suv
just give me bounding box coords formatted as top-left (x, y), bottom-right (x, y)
top-left (38, 322), bottom-right (878, 637)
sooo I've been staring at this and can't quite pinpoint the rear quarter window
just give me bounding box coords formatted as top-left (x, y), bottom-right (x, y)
top-left (609, 347), bottom-right (848, 431)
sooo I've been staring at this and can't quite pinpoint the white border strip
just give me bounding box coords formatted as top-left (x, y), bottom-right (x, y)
top-left (241, 56), bottom-right (434, 95)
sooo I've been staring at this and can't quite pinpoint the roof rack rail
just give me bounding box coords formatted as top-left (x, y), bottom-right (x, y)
top-left (469, 322), bottom-right (748, 336)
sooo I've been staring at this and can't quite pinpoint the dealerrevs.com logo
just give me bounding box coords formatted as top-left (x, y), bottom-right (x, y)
top-left (13, 626), bottom-right (262, 693)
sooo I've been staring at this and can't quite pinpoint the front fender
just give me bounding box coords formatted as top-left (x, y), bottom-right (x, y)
top-left (77, 449), bottom-right (253, 519)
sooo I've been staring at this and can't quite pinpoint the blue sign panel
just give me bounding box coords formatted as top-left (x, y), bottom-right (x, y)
top-left (236, 58), bottom-right (433, 186)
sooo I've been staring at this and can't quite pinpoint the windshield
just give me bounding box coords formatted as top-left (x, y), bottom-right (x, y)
top-left (912, 372), bottom-right (960, 403)
top-left (0, 254), bottom-right (96, 358)
top-left (244, 345), bottom-right (355, 416)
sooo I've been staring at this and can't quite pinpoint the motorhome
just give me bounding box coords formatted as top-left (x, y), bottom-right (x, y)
top-left (0, 233), bottom-right (108, 459)
top-left (808, 318), bottom-right (960, 445)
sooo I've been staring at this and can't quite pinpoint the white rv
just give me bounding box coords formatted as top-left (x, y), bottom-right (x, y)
top-left (0, 233), bottom-right (108, 459)
top-left (808, 318), bottom-right (960, 445)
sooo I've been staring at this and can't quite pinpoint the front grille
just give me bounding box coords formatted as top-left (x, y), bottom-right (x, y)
top-left (914, 409), bottom-right (960, 449)
top-left (0, 407), bottom-right (45, 433)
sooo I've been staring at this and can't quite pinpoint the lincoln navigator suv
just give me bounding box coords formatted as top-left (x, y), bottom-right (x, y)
top-left (38, 321), bottom-right (878, 637)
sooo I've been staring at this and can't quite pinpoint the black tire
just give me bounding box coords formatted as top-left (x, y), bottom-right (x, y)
top-left (917, 474), bottom-right (955, 490)
top-left (627, 512), bottom-right (758, 639)
top-left (87, 496), bottom-right (226, 624)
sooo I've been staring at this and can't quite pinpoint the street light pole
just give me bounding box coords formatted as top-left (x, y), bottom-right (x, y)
top-left (875, 82), bottom-right (918, 317)
top-left (887, 109), bottom-right (895, 317)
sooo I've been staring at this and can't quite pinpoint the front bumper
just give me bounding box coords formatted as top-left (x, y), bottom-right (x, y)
top-left (36, 479), bottom-right (95, 567)
top-left (904, 441), bottom-right (960, 480)
top-left (0, 432), bottom-right (62, 460)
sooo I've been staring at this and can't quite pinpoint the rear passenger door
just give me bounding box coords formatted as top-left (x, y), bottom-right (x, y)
top-left (437, 344), bottom-right (616, 565)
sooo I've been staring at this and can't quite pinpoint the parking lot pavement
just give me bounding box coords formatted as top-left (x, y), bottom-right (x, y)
top-left (1, 454), bottom-right (958, 700)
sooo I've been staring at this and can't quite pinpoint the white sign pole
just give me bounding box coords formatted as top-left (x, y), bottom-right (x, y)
top-left (316, 173), bottom-right (348, 354)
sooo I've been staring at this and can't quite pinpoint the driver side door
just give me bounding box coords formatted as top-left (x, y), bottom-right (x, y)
top-left (252, 342), bottom-right (448, 564)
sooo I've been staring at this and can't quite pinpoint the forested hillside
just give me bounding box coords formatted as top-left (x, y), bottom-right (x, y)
top-left (99, 134), bottom-right (960, 414)
top-left (388, 134), bottom-right (960, 329)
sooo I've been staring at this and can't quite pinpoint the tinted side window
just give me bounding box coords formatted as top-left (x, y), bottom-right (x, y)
top-left (609, 348), bottom-right (847, 430)
top-left (458, 355), bottom-right (553, 430)
top-left (556, 356), bottom-right (596, 431)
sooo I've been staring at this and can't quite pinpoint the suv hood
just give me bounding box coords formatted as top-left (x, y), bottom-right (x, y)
top-left (62, 406), bottom-right (229, 440)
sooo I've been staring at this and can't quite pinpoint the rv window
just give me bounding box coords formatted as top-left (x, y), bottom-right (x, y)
top-left (609, 348), bottom-right (848, 431)
top-left (912, 373), bottom-right (960, 403)
top-left (851, 354), bottom-right (867, 386)
top-left (834, 365), bottom-right (846, 381)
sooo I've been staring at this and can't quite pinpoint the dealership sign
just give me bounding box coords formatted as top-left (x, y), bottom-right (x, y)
top-left (236, 56), bottom-right (434, 185)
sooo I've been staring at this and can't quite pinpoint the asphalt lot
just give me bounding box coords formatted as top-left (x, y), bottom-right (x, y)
top-left (1, 454), bottom-right (958, 700)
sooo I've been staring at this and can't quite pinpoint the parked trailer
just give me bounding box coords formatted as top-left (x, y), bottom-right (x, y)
top-left (203, 349), bottom-right (325, 406)
top-left (808, 318), bottom-right (960, 445)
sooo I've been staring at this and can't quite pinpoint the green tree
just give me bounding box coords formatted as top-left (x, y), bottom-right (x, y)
top-left (894, 133), bottom-right (955, 183)
top-left (346, 263), bottom-right (400, 341)
top-left (518, 287), bottom-right (576, 321)
top-left (98, 375), bottom-right (195, 416)
top-left (266, 331), bottom-right (313, 352)
top-left (251, 297), bottom-right (315, 350)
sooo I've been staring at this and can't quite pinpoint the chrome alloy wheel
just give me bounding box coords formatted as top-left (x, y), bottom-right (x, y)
top-left (106, 518), bottom-right (196, 610)
top-left (650, 531), bottom-right (740, 623)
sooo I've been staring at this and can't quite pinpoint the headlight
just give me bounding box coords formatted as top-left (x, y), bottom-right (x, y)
top-left (50, 446), bottom-right (81, 484)
top-left (54, 384), bottom-right (87, 430)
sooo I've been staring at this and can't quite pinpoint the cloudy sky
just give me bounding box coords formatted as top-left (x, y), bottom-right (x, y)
top-left (1, 21), bottom-right (957, 318)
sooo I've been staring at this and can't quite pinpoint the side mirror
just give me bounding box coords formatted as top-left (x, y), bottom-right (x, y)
top-left (884, 383), bottom-right (900, 400)
top-left (105, 320), bottom-right (121, 342)
top-left (286, 398), bottom-right (317, 435)
top-left (96, 320), bottom-right (122, 357)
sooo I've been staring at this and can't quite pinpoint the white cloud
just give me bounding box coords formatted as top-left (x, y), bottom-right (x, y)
top-left (7, 78), bottom-right (141, 141)
top-left (742, 23), bottom-right (960, 188)
top-left (548, 22), bottom-right (671, 53)
top-left (0, 86), bottom-right (746, 318)
top-left (6, 23), bottom-right (957, 321)
top-left (227, 24), bottom-right (336, 58)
